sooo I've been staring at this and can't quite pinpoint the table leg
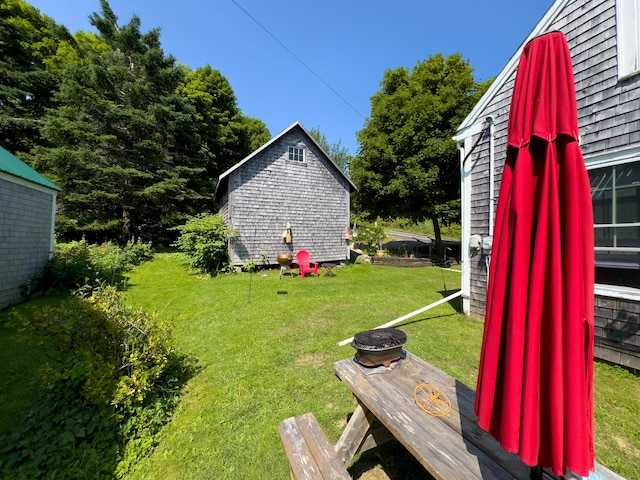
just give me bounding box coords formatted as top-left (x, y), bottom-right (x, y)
top-left (334, 399), bottom-right (376, 464)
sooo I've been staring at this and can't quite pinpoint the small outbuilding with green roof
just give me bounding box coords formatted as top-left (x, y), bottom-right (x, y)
top-left (0, 145), bottom-right (60, 308)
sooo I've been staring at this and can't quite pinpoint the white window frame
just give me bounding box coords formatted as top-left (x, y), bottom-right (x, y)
top-left (587, 148), bottom-right (640, 292)
top-left (617, 0), bottom-right (640, 79)
top-left (288, 146), bottom-right (305, 162)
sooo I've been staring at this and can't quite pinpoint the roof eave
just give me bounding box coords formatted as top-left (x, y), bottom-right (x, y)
top-left (217, 121), bottom-right (357, 194)
top-left (455, 0), bottom-right (571, 137)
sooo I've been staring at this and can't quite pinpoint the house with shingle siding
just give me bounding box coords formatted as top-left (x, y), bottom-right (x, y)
top-left (0, 146), bottom-right (60, 309)
top-left (215, 121), bottom-right (356, 266)
top-left (454, 0), bottom-right (640, 370)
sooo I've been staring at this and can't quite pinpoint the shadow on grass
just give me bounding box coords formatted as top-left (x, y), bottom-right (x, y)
top-left (0, 302), bottom-right (200, 479)
top-left (439, 289), bottom-right (462, 313)
top-left (384, 290), bottom-right (463, 330)
top-left (0, 350), bottom-right (200, 479)
top-left (348, 441), bottom-right (435, 480)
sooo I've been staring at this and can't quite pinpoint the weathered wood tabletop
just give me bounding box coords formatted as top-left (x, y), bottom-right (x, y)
top-left (333, 351), bottom-right (626, 480)
top-left (334, 351), bottom-right (532, 479)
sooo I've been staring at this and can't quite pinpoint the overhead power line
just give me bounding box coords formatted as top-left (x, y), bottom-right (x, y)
top-left (229, 0), bottom-right (366, 120)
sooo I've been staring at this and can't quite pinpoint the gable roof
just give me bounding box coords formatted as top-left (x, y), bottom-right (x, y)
top-left (455, 0), bottom-right (570, 139)
top-left (0, 145), bottom-right (60, 191)
top-left (215, 121), bottom-right (356, 200)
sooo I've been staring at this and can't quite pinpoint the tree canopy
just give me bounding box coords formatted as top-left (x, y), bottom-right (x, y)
top-left (1, 0), bottom-right (270, 245)
top-left (2, 1), bottom-right (485, 248)
top-left (0, 0), bottom-right (71, 154)
top-left (308, 126), bottom-right (352, 174)
top-left (351, 53), bottom-right (490, 253)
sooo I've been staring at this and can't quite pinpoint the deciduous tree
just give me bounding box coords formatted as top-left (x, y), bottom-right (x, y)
top-left (0, 0), bottom-right (70, 154)
top-left (351, 53), bottom-right (490, 256)
top-left (309, 126), bottom-right (352, 174)
top-left (177, 65), bottom-right (270, 176)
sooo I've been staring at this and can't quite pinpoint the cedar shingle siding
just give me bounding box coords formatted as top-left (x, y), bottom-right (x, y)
top-left (456, 0), bottom-right (640, 370)
top-left (217, 122), bottom-right (355, 266)
top-left (0, 178), bottom-right (55, 308)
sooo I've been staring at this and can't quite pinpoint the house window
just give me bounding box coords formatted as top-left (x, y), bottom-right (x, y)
top-left (616, 0), bottom-right (640, 79)
top-left (589, 160), bottom-right (640, 288)
top-left (288, 146), bottom-right (305, 162)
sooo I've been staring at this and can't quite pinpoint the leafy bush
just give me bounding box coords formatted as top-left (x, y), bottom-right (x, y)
top-left (1, 395), bottom-right (118, 479)
top-left (172, 213), bottom-right (228, 274)
top-left (354, 220), bottom-right (387, 254)
top-left (441, 223), bottom-right (462, 239)
top-left (1, 284), bottom-right (197, 479)
top-left (40, 239), bottom-right (153, 292)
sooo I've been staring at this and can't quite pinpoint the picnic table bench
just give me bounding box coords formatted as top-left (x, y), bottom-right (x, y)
top-left (278, 350), bottom-right (626, 480)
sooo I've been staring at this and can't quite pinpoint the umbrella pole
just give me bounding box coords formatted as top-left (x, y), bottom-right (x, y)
top-left (529, 465), bottom-right (543, 480)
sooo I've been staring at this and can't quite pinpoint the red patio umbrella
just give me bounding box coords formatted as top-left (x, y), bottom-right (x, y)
top-left (474, 31), bottom-right (595, 477)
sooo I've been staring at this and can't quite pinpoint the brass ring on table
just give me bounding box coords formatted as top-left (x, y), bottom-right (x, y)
top-left (414, 383), bottom-right (452, 417)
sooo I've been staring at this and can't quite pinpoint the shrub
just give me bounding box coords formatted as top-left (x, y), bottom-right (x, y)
top-left (42, 240), bottom-right (94, 290)
top-left (172, 213), bottom-right (228, 274)
top-left (40, 239), bottom-right (153, 292)
top-left (354, 220), bottom-right (387, 254)
top-left (2, 283), bottom-right (197, 479)
top-left (122, 237), bottom-right (153, 266)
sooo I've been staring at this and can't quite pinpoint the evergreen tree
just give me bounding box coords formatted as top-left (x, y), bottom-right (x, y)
top-left (31, 0), bottom-right (205, 244)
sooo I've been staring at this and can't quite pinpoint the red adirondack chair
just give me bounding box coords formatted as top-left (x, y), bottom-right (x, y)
top-left (296, 250), bottom-right (319, 279)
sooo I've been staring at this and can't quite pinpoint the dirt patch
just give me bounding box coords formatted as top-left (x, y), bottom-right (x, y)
top-left (294, 353), bottom-right (329, 368)
top-left (347, 442), bottom-right (435, 480)
top-left (615, 435), bottom-right (640, 456)
top-left (355, 465), bottom-right (392, 480)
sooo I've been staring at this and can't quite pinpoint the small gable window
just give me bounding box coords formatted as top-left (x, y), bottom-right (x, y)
top-left (616, 0), bottom-right (640, 79)
top-left (288, 146), bottom-right (305, 162)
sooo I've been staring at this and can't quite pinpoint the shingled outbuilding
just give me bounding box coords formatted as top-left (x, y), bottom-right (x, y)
top-left (215, 122), bottom-right (356, 267)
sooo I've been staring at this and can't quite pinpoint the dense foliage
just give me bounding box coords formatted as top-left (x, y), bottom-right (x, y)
top-left (352, 219), bottom-right (387, 254)
top-left (352, 53), bottom-right (490, 255)
top-left (1, 0), bottom-right (269, 245)
top-left (1, 284), bottom-right (197, 479)
top-left (39, 238), bottom-right (153, 293)
top-left (0, 0), bottom-right (70, 154)
top-left (308, 125), bottom-right (353, 173)
top-left (172, 213), bottom-right (228, 274)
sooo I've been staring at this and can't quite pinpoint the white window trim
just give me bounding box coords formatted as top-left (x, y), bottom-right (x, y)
top-left (595, 284), bottom-right (640, 301)
top-left (288, 146), bottom-right (305, 163)
top-left (616, 0), bottom-right (640, 79)
top-left (586, 145), bottom-right (640, 293)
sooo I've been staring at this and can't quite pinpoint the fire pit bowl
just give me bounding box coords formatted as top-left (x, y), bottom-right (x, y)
top-left (277, 253), bottom-right (293, 266)
top-left (351, 328), bottom-right (407, 367)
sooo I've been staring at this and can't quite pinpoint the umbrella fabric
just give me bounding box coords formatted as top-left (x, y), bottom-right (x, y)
top-left (474, 31), bottom-right (595, 477)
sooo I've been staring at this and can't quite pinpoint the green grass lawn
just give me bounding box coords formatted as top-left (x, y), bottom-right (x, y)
top-left (120, 254), bottom-right (468, 479)
top-left (1, 253), bottom-right (638, 479)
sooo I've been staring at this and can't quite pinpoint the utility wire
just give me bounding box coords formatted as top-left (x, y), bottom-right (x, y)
top-left (230, 0), bottom-right (366, 120)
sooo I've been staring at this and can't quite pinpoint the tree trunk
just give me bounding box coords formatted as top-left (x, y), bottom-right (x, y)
top-left (122, 207), bottom-right (131, 243)
top-left (431, 215), bottom-right (445, 261)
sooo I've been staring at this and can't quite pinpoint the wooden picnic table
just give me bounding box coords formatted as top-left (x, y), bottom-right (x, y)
top-left (332, 351), bottom-right (625, 480)
top-left (279, 350), bottom-right (625, 479)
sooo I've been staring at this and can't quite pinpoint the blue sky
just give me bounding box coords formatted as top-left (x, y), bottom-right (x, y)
top-left (27, 0), bottom-right (554, 156)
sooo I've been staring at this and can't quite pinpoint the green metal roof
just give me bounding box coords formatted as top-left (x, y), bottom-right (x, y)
top-left (0, 145), bottom-right (60, 191)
